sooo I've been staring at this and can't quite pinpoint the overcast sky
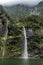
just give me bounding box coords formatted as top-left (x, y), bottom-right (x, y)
top-left (0, 0), bottom-right (43, 6)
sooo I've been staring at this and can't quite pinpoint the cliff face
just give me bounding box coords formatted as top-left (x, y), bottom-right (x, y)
top-left (4, 4), bottom-right (31, 20)
top-left (0, 6), bottom-right (24, 58)
top-left (4, 1), bottom-right (43, 19)
top-left (0, 3), bottom-right (43, 58)
top-left (36, 1), bottom-right (43, 7)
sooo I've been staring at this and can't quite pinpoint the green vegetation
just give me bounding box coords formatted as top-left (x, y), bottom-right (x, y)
top-left (0, 1), bottom-right (43, 58)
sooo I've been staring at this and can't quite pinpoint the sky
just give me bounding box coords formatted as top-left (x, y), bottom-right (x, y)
top-left (0, 0), bottom-right (43, 6)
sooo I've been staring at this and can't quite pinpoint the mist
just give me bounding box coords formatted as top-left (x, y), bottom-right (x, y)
top-left (0, 0), bottom-right (43, 6)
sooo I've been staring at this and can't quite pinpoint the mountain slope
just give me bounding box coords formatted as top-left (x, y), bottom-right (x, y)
top-left (36, 1), bottom-right (43, 7)
top-left (35, 1), bottom-right (43, 15)
top-left (4, 1), bottom-right (43, 19)
top-left (4, 4), bottom-right (31, 19)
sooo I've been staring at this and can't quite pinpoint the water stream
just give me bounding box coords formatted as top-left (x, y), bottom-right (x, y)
top-left (23, 26), bottom-right (28, 59)
top-left (2, 19), bottom-right (8, 58)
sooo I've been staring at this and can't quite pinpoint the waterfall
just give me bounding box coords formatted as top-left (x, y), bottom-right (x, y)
top-left (23, 26), bottom-right (28, 59)
top-left (2, 28), bottom-right (8, 57)
top-left (2, 20), bottom-right (8, 58)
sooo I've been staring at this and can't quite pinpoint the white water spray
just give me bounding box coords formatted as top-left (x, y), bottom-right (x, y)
top-left (2, 19), bottom-right (8, 58)
top-left (23, 26), bottom-right (28, 59)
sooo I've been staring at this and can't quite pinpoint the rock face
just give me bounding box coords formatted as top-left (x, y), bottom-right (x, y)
top-left (0, 12), bottom-right (6, 36)
top-left (19, 14), bottom-right (43, 58)
top-left (0, 5), bottom-right (43, 58)
top-left (0, 6), bottom-right (24, 58)
top-left (7, 37), bottom-right (23, 58)
top-left (27, 31), bottom-right (43, 58)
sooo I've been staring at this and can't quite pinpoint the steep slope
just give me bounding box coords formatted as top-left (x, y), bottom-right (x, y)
top-left (36, 1), bottom-right (43, 7)
top-left (35, 1), bottom-right (43, 15)
top-left (4, 4), bottom-right (31, 19)
top-left (4, 1), bottom-right (43, 19)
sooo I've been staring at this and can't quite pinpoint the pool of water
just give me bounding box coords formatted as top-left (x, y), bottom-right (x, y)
top-left (0, 58), bottom-right (43, 65)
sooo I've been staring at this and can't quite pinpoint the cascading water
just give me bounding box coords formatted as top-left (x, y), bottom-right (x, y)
top-left (2, 19), bottom-right (8, 58)
top-left (23, 26), bottom-right (28, 59)
top-left (2, 28), bottom-right (8, 57)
